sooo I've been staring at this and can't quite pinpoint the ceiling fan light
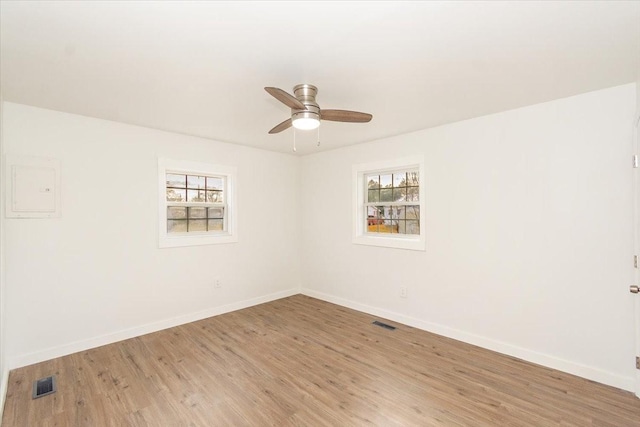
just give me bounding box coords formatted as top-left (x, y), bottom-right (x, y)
top-left (292, 109), bottom-right (320, 130)
top-left (292, 117), bottom-right (320, 130)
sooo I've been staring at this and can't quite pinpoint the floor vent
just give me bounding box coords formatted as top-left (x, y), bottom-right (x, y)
top-left (32, 375), bottom-right (56, 399)
top-left (372, 320), bottom-right (396, 330)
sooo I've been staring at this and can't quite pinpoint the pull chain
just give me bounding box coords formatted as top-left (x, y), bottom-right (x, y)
top-left (317, 125), bottom-right (321, 147)
top-left (293, 128), bottom-right (297, 152)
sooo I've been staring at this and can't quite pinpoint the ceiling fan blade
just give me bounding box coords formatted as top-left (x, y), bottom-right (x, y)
top-left (268, 118), bottom-right (292, 134)
top-left (265, 87), bottom-right (307, 110)
top-left (321, 109), bottom-right (373, 123)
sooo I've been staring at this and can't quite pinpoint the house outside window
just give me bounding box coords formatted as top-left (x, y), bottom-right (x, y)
top-left (158, 158), bottom-right (237, 248)
top-left (353, 157), bottom-right (425, 251)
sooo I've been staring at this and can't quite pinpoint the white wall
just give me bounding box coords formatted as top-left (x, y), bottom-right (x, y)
top-left (300, 84), bottom-right (637, 391)
top-left (2, 102), bottom-right (301, 368)
top-left (0, 92), bottom-right (7, 417)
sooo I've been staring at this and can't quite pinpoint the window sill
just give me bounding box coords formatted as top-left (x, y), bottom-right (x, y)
top-left (159, 232), bottom-right (238, 248)
top-left (352, 234), bottom-right (425, 251)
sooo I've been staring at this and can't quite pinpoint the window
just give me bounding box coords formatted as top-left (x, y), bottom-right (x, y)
top-left (166, 173), bottom-right (225, 233)
top-left (365, 170), bottom-right (420, 235)
top-left (353, 157), bottom-right (425, 251)
top-left (159, 158), bottom-right (237, 248)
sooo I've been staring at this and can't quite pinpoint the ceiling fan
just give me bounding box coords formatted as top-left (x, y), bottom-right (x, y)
top-left (265, 84), bottom-right (373, 134)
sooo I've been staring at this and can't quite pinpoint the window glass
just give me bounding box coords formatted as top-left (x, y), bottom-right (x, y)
top-left (165, 173), bottom-right (226, 234)
top-left (187, 175), bottom-right (206, 189)
top-left (365, 169), bottom-right (420, 236)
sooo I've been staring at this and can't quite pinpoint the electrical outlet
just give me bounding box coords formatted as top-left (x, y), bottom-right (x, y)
top-left (214, 278), bottom-right (221, 289)
top-left (400, 287), bottom-right (407, 298)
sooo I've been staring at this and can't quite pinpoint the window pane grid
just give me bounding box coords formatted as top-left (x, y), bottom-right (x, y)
top-left (167, 206), bottom-right (226, 233)
top-left (166, 173), bottom-right (225, 203)
top-left (365, 168), bottom-right (419, 236)
top-left (166, 171), bottom-right (226, 234)
top-left (366, 170), bottom-right (419, 204)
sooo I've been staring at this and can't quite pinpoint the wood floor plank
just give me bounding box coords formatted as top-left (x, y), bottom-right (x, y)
top-left (3, 295), bottom-right (640, 426)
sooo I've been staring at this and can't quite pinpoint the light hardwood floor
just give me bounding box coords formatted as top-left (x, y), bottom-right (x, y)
top-left (3, 295), bottom-right (640, 426)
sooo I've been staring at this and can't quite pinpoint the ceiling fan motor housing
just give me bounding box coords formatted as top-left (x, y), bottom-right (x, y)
top-left (292, 84), bottom-right (320, 121)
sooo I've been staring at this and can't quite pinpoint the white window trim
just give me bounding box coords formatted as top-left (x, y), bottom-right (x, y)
top-left (352, 156), bottom-right (426, 251)
top-left (158, 158), bottom-right (238, 248)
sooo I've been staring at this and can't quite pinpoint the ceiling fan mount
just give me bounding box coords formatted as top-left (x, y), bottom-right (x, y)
top-left (265, 84), bottom-right (372, 134)
top-left (292, 84), bottom-right (319, 107)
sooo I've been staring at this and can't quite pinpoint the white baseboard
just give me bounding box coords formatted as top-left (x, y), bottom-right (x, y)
top-left (9, 288), bottom-right (299, 370)
top-left (301, 288), bottom-right (635, 392)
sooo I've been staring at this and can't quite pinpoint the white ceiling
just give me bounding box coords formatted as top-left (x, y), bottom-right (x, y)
top-left (1, 1), bottom-right (639, 155)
